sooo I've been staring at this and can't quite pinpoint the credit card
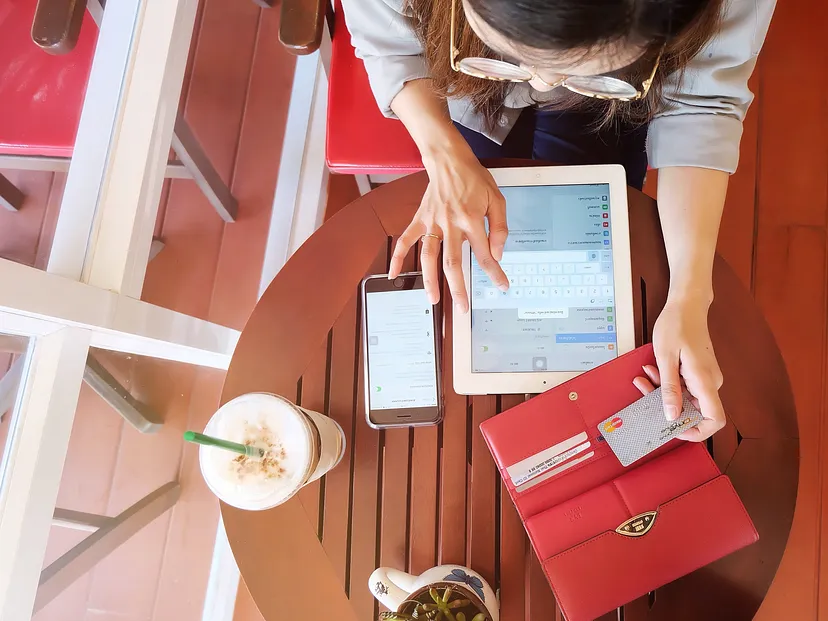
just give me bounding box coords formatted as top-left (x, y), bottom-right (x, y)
top-left (506, 431), bottom-right (589, 487)
top-left (598, 387), bottom-right (703, 467)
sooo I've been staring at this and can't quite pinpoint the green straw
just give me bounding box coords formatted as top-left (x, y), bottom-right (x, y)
top-left (183, 431), bottom-right (266, 459)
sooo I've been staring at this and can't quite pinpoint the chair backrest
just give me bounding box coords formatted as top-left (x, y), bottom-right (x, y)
top-left (0, 0), bottom-right (96, 157)
top-left (326, 0), bottom-right (422, 174)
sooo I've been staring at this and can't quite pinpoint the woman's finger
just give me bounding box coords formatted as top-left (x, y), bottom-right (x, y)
top-left (390, 221), bottom-right (425, 279)
top-left (654, 343), bottom-right (683, 421)
top-left (442, 227), bottom-right (468, 313)
top-left (486, 191), bottom-right (509, 262)
top-left (466, 221), bottom-right (508, 291)
top-left (642, 365), bottom-right (661, 386)
top-left (678, 374), bottom-right (726, 442)
top-left (633, 376), bottom-right (656, 396)
top-left (419, 233), bottom-right (443, 305)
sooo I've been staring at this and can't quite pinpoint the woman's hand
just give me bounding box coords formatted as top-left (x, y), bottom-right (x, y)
top-left (635, 295), bottom-right (725, 441)
top-left (388, 140), bottom-right (509, 312)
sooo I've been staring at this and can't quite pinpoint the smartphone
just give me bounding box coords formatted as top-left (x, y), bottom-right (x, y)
top-left (361, 272), bottom-right (442, 428)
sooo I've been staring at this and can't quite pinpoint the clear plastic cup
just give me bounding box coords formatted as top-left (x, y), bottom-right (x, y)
top-left (199, 393), bottom-right (345, 511)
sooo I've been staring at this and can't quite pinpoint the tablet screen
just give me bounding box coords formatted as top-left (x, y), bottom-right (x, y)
top-left (470, 184), bottom-right (618, 373)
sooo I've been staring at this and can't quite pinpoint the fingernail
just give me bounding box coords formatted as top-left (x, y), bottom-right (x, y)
top-left (665, 405), bottom-right (679, 421)
top-left (455, 302), bottom-right (467, 314)
top-left (498, 283), bottom-right (509, 292)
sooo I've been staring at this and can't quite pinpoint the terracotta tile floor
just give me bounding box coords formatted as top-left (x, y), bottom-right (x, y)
top-left (1, 0), bottom-right (828, 618)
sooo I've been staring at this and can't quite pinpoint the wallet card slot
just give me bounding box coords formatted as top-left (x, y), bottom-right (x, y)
top-left (541, 476), bottom-right (758, 621)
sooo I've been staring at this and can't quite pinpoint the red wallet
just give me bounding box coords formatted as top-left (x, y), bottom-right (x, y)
top-left (480, 345), bottom-right (758, 621)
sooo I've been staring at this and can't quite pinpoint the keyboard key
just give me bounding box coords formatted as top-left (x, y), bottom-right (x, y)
top-left (577, 263), bottom-right (600, 274)
top-left (511, 287), bottom-right (523, 298)
top-left (564, 287), bottom-right (574, 297)
top-left (597, 274), bottom-right (609, 285)
top-left (539, 287), bottom-right (550, 298)
top-left (601, 263), bottom-right (612, 273)
top-left (603, 286), bottom-right (614, 296)
top-left (514, 264), bottom-right (525, 274)
top-left (502, 265), bottom-right (512, 274)
top-left (571, 275), bottom-right (583, 285)
top-left (551, 287), bottom-right (562, 297)
top-left (509, 276), bottom-right (518, 287)
top-left (539, 264), bottom-right (550, 274)
top-left (564, 263), bottom-right (576, 274)
top-left (533, 276), bottom-right (544, 286)
top-left (557, 275), bottom-right (570, 286)
top-left (485, 288), bottom-right (499, 299)
top-left (525, 287), bottom-right (537, 298)
top-left (550, 264), bottom-right (563, 274)
top-left (584, 275), bottom-right (595, 285)
top-left (520, 275), bottom-right (531, 286)
top-left (526, 264), bottom-right (537, 275)
top-left (576, 286), bottom-right (588, 297)
top-left (544, 275), bottom-right (556, 286)
top-left (589, 287), bottom-right (601, 297)
top-left (588, 251), bottom-right (600, 261)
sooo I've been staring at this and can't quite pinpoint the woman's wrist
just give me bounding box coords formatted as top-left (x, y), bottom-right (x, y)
top-left (666, 280), bottom-right (714, 309)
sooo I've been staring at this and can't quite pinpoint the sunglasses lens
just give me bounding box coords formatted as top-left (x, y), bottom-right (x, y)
top-left (564, 76), bottom-right (639, 99)
top-left (458, 58), bottom-right (533, 81)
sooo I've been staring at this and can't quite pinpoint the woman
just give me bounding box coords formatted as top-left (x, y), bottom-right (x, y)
top-left (341, 0), bottom-right (776, 440)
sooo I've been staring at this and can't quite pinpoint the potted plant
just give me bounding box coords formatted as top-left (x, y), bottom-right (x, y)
top-left (378, 583), bottom-right (489, 621)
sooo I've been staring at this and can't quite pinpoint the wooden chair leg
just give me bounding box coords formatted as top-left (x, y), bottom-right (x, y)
top-left (354, 174), bottom-right (371, 196)
top-left (52, 508), bottom-right (113, 533)
top-left (148, 238), bottom-right (165, 261)
top-left (83, 354), bottom-right (163, 433)
top-left (36, 482), bottom-right (181, 612)
top-left (171, 117), bottom-right (239, 223)
top-left (0, 172), bottom-right (25, 211)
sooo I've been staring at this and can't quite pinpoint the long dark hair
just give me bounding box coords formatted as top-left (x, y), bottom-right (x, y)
top-left (408, 0), bottom-right (723, 128)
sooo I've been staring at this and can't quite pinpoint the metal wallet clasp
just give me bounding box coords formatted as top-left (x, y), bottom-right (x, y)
top-left (615, 511), bottom-right (657, 537)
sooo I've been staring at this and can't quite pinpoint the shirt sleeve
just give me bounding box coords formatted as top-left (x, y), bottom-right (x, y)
top-left (340, 0), bottom-right (431, 118)
top-left (647, 0), bottom-right (777, 173)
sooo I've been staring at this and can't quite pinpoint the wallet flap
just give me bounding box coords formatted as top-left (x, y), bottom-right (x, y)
top-left (542, 476), bottom-right (759, 621)
top-left (525, 443), bottom-right (719, 559)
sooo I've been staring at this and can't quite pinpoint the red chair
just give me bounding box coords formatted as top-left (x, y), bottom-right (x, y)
top-left (262, 0), bottom-right (423, 175)
top-left (0, 0), bottom-right (238, 220)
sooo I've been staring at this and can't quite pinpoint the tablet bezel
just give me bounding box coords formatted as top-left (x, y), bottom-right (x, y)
top-left (452, 164), bottom-right (635, 395)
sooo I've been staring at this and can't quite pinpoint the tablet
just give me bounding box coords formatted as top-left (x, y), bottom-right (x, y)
top-left (453, 165), bottom-right (635, 395)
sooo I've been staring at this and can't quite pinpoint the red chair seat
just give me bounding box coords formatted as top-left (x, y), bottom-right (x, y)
top-left (0, 0), bottom-right (97, 157)
top-left (327, 0), bottom-right (422, 174)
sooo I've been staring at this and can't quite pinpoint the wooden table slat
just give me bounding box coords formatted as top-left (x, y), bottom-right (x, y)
top-left (528, 553), bottom-right (561, 621)
top-left (348, 248), bottom-right (389, 620)
top-left (467, 395), bottom-right (498, 587)
top-left (438, 292), bottom-right (469, 566)
top-left (297, 340), bottom-right (329, 537)
top-left (379, 247), bottom-right (418, 577)
top-left (497, 394), bottom-right (528, 621)
top-left (409, 424), bottom-right (439, 574)
top-left (322, 295), bottom-right (360, 590)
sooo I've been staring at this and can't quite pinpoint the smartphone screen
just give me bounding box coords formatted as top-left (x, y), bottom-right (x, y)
top-left (363, 274), bottom-right (441, 426)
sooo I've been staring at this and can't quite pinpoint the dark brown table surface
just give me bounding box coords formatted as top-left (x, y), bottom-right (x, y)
top-left (220, 170), bottom-right (799, 621)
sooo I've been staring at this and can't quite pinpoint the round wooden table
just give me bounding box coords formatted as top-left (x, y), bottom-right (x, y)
top-left (220, 171), bottom-right (798, 621)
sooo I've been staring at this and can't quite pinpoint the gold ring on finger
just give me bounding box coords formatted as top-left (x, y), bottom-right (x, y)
top-left (420, 233), bottom-right (442, 242)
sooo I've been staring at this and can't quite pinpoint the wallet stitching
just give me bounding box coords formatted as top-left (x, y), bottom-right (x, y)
top-left (544, 476), bottom-right (755, 620)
